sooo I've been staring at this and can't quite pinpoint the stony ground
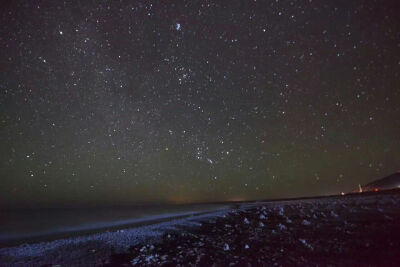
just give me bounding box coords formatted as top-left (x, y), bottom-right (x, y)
top-left (107, 192), bottom-right (400, 266)
top-left (0, 209), bottom-right (231, 267)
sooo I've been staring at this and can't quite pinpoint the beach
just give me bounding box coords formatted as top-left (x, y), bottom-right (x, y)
top-left (109, 191), bottom-right (400, 266)
top-left (1, 191), bottom-right (400, 266)
top-left (0, 206), bottom-right (233, 266)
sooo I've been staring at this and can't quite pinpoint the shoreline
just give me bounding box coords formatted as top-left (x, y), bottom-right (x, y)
top-left (0, 205), bottom-right (237, 266)
top-left (2, 189), bottom-right (396, 248)
top-left (109, 191), bottom-right (400, 266)
top-left (0, 205), bottom-right (232, 248)
top-left (1, 191), bottom-right (400, 266)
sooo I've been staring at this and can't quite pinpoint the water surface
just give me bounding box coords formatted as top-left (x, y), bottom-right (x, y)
top-left (0, 203), bottom-right (227, 246)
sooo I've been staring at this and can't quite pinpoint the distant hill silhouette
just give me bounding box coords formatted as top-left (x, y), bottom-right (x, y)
top-left (355, 172), bottom-right (400, 192)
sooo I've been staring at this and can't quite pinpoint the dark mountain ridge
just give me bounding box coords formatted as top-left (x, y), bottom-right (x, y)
top-left (357, 172), bottom-right (400, 192)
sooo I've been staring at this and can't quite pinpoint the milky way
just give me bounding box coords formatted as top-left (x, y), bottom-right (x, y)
top-left (1, 0), bottom-right (399, 208)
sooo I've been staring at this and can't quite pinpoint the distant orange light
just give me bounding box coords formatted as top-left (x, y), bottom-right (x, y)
top-left (374, 188), bottom-right (379, 192)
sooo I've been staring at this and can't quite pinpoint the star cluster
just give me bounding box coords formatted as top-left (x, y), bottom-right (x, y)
top-left (1, 0), bottom-right (399, 208)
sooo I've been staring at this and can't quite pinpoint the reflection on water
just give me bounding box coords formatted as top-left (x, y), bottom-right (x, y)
top-left (0, 203), bottom-right (227, 244)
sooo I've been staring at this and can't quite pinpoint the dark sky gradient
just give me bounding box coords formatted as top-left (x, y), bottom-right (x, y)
top-left (1, 0), bottom-right (400, 208)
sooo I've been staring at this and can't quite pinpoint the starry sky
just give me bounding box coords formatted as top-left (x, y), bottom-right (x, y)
top-left (1, 0), bottom-right (400, 208)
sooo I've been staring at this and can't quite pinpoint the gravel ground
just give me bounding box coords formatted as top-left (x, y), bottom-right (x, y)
top-left (0, 208), bottom-right (233, 267)
top-left (1, 191), bottom-right (400, 266)
top-left (107, 191), bottom-right (400, 266)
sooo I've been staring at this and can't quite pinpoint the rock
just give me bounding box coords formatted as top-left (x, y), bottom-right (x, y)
top-left (299, 239), bottom-right (313, 251)
top-left (278, 207), bottom-right (285, 216)
top-left (278, 223), bottom-right (287, 231)
top-left (224, 243), bottom-right (230, 251)
top-left (330, 211), bottom-right (339, 218)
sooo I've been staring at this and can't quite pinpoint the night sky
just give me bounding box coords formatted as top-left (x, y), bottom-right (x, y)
top-left (1, 0), bottom-right (400, 208)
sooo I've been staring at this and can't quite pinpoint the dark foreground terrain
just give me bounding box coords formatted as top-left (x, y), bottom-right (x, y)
top-left (1, 191), bottom-right (400, 266)
top-left (108, 191), bottom-right (400, 266)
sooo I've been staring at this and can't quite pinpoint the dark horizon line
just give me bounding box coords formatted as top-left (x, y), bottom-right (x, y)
top-left (3, 188), bottom-right (399, 212)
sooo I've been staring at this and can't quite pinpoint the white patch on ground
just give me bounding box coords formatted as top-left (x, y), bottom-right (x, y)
top-left (223, 243), bottom-right (230, 251)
